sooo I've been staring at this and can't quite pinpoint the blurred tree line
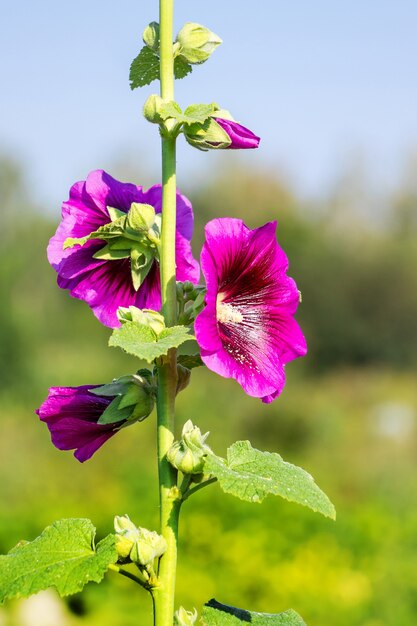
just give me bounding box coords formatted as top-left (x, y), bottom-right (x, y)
top-left (1, 154), bottom-right (417, 626)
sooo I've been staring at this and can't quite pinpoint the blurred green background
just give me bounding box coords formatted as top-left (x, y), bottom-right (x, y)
top-left (0, 155), bottom-right (416, 626)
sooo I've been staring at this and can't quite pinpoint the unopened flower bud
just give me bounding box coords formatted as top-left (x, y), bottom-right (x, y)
top-left (117, 307), bottom-right (166, 335)
top-left (143, 21), bottom-right (160, 52)
top-left (167, 420), bottom-right (210, 474)
top-left (176, 364), bottom-right (191, 395)
top-left (114, 515), bottom-right (140, 560)
top-left (129, 527), bottom-right (167, 566)
top-left (114, 514), bottom-right (137, 533)
top-left (184, 116), bottom-right (260, 151)
top-left (114, 516), bottom-right (166, 565)
top-left (176, 23), bottom-right (221, 65)
top-left (174, 607), bottom-right (198, 625)
top-left (143, 94), bottom-right (165, 124)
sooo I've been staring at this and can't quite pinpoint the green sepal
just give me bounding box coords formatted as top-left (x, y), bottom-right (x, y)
top-left (130, 245), bottom-right (155, 292)
top-left (107, 206), bottom-right (126, 222)
top-left (90, 372), bottom-right (155, 425)
top-left (97, 395), bottom-right (134, 425)
top-left (0, 519), bottom-right (118, 604)
top-left (109, 321), bottom-right (194, 363)
top-left (204, 441), bottom-right (336, 519)
top-left (160, 102), bottom-right (217, 127)
top-left (201, 599), bottom-right (306, 625)
top-left (177, 354), bottom-right (204, 370)
top-left (184, 118), bottom-right (232, 151)
top-left (118, 384), bottom-right (147, 410)
top-left (93, 244), bottom-right (131, 261)
top-left (89, 376), bottom-right (134, 397)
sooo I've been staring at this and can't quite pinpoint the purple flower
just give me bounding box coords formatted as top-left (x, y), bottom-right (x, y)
top-left (48, 170), bottom-right (200, 328)
top-left (194, 218), bottom-right (307, 402)
top-left (36, 386), bottom-right (123, 462)
top-left (213, 118), bottom-right (260, 150)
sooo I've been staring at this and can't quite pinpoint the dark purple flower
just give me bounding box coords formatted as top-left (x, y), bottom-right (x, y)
top-left (36, 386), bottom-right (123, 462)
top-left (48, 170), bottom-right (200, 328)
top-left (194, 218), bottom-right (307, 401)
top-left (213, 118), bottom-right (260, 149)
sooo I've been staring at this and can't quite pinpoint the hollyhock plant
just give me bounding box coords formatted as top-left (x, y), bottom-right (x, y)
top-left (36, 386), bottom-right (124, 462)
top-left (0, 7), bottom-right (336, 625)
top-left (47, 170), bottom-right (200, 328)
top-left (194, 218), bottom-right (307, 401)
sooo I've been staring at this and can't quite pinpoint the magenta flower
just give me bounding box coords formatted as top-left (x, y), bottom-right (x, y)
top-left (36, 386), bottom-right (123, 462)
top-left (48, 170), bottom-right (200, 328)
top-left (213, 118), bottom-right (260, 149)
top-left (194, 218), bottom-right (307, 402)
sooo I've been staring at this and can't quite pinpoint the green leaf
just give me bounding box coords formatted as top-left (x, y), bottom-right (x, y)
top-left (204, 441), bottom-right (336, 519)
top-left (130, 46), bottom-right (160, 89)
top-left (0, 519), bottom-right (118, 604)
top-left (182, 103), bottom-right (216, 125)
top-left (109, 322), bottom-right (194, 363)
top-left (160, 101), bottom-right (183, 120)
top-left (160, 102), bottom-right (216, 126)
top-left (174, 56), bottom-right (192, 80)
top-left (201, 599), bottom-right (306, 625)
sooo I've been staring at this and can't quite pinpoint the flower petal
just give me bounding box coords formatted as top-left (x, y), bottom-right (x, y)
top-left (214, 118), bottom-right (260, 150)
top-left (195, 217), bottom-right (306, 401)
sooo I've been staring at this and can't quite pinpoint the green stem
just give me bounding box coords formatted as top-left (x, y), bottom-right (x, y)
top-left (182, 477), bottom-right (218, 502)
top-left (153, 0), bottom-right (180, 624)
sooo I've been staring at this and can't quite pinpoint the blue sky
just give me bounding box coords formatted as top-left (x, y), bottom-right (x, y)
top-left (1, 0), bottom-right (417, 208)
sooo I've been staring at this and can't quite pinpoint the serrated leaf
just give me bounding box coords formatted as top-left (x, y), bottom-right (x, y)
top-left (201, 599), bottom-right (306, 625)
top-left (130, 46), bottom-right (160, 89)
top-left (174, 57), bottom-right (192, 80)
top-left (0, 519), bottom-right (118, 604)
top-left (160, 102), bottom-right (215, 126)
top-left (160, 101), bottom-right (183, 120)
top-left (204, 441), bottom-right (336, 519)
top-left (109, 321), bottom-right (194, 363)
top-left (182, 103), bottom-right (216, 125)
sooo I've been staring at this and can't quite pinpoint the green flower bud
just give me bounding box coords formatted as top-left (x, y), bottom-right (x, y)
top-left (114, 516), bottom-right (166, 565)
top-left (176, 364), bottom-right (191, 395)
top-left (117, 307), bottom-right (166, 335)
top-left (183, 118), bottom-right (231, 151)
top-left (143, 94), bottom-right (165, 124)
top-left (167, 420), bottom-right (210, 475)
top-left (114, 515), bottom-right (140, 560)
top-left (114, 514), bottom-right (137, 534)
top-left (176, 22), bottom-right (222, 65)
top-left (126, 202), bottom-right (156, 234)
top-left (174, 607), bottom-right (198, 625)
top-left (143, 21), bottom-right (160, 52)
top-left (129, 527), bottom-right (167, 566)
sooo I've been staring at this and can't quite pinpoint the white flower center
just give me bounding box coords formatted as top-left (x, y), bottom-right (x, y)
top-left (216, 293), bottom-right (243, 324)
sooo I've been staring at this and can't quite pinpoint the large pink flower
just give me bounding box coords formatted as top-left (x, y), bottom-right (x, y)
top-left (48, 170), bottom-right (200, 328)
top-left (194, 218), bottom-right (307, 402)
